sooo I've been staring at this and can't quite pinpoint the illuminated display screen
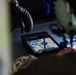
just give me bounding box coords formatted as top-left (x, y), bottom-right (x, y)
top-left (27, 37), bottom-right (58, 53)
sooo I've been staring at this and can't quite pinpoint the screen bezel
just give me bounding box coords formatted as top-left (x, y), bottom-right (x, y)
top-left (21, 32), bottom-right (60, 54)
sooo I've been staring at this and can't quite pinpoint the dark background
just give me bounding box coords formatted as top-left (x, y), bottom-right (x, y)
top-left (11, 0), bottom-right (57, 30)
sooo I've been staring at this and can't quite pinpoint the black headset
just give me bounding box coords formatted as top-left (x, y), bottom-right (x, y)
top-left (10, 0), bottom-right (33, 33)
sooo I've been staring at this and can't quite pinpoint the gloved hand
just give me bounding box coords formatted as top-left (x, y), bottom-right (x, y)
top-left (57, 47), bottom-right (76, 57)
